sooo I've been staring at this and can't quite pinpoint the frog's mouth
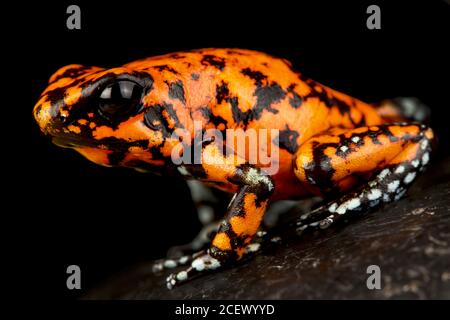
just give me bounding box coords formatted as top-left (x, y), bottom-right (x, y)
top-left (52, 135), bottom-right (98, 149)
top-left (51, 133), bottom-right (132, 150)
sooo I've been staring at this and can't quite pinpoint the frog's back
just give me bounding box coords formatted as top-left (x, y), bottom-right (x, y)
top-left (126, 48), bottom-right (383, 144)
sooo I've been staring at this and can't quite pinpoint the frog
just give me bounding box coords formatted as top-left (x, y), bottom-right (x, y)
top-left (33, 48), bottom-right (435, 289)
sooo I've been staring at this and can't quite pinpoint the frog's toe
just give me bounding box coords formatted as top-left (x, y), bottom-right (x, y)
top-left (165, 252), bottom-right (223, 289)
top-left (151, 254), bottom-right (194, 273)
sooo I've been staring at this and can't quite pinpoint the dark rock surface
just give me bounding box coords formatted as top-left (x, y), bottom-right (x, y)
top-left (85, 157), bottom-right (450, 299)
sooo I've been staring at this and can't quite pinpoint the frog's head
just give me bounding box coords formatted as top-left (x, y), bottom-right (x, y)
top-left (33, 64), bottom-right (188, 173)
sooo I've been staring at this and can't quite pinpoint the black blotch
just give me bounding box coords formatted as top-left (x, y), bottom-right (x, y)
top-left (143, 102), bottom-right (183, 138)
top-left (229, 166), bottom-right (274, 203)
top-left (191, 73), bottom-right (200, 80)
top-left (168, 53), bottom-right (185, 59)
top-left (287, 84), bottom-right (303, 109)
top-left (226, 50), bottom-right (246, 56)
top-left (241, 68), bottom-right (267, 86)
top-left (98, 137), bottom-right (149, 151)
top-left (367, 129), bottom-right (383, 145)
top-left (381, 125), bottom-right (399, 142)
top-left (45, 88), bottom-right (66, 117)
top-left (200, 107), bottom-right (228, 128)
top-left (253, 83), bottom-right (285, 117)
top-left (144, 105), bottom-right (170, 137)
top-left (168, 80), bottom-right (186, 105)
top-left (52, 66), bottom-right (92, 82)
top-left (304, 141), bottom-right (338, 192)
top-left (277, 127), bottom-right (300, 154)
top-left (108, 152), bottom-right (126, 166)
top-left (201, 55), bottom-right (226, 71)
top-left (216, 81), bottom-right (230, 104)
top-left (298, 74), bottom-right (351, 117)
top-left (229, 96), bottom-right (251, 126)
top-left (241, 68), bottom-right (284, 116)
top-left (153, 65), bottom-right (180, 75)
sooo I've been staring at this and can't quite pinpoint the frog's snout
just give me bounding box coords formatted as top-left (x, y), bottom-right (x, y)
top-left (33, 94), bottom-right (73, 141)
top-left (33, 64), bottom-right (102, 135)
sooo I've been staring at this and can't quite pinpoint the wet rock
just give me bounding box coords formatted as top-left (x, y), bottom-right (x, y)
top-left (85, 157), bottom-right (450, 299)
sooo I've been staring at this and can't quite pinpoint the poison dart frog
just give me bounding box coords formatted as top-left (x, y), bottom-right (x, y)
top-left (33, 48), bottom-right (435, 289)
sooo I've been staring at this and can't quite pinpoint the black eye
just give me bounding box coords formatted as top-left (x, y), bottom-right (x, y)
top-left (98, 80), bottom-right (144, 120)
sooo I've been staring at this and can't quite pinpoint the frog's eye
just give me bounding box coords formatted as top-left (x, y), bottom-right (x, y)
top-left (98, 80), bottom-right (144, 120)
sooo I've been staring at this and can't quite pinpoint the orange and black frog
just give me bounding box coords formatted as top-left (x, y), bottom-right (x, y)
top-left (33, 48), bottom-right (435, 289)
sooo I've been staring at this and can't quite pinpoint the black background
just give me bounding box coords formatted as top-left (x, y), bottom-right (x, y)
top-left (26, 1), bottom-right (449, 299)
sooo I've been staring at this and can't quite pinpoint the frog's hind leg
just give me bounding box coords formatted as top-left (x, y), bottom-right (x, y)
top-left (292, 123), bottom-right (435, 232)
top-left (376, 97), bottom-right (431, 124)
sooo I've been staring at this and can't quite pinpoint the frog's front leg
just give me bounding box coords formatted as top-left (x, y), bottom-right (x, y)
top-left (165, 180), bottom-right (228, 258)
top-left (165, 145), bottom-right (274, 289)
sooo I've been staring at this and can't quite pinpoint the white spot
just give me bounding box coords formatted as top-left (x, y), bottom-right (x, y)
top-left (411, 160), bottom-right (420, 168)
top-left (256, 230), bottom-right (267, 237)
top-left (404, 172), bottom-right (416, 184)
top-left (163, 260), bottom-right (177, 269)
top-left (421, 140), bottom-right (428, 150)
top-left (383, 194), bottom-right (390, 202)
top-left (336, 198), bottom-right (361, 215)
top-left (208, 257), bottom-right (221, 270)
top-left (340, 146), bottom-right (349, 153)
top-left (271, 236), bottom-right (282, 243)
top-left (422, 152), bottom-right (429, 165)
top-left (367, 189), bottom-right (382, 200)
top-left (245, 243), bottom-right (261, 253)
top-left (351, 136), bottom-right (360, 143)
top-left (309, 221), bottom-right (319, 227)
top-left (387, 180), bottom-right (400, 193)
top-left (177, 166), bottom-right (190, 176)
top-left (178, 256), bottom-right (189, 264)
top-left (307, 176), bottom-right (316, 184)
top-left (336, 207), bottom-right (346, 215)
top-left (192, 254), bottom-right (221, 272)
top-left (191, 258), bottom-right (205, 271)
top-left (171, 279), bottom-right (176, 285)
top-left (296, 225), bottom-right (308, 232)
top-left (176, 271), bottom-right (188, 281)
top-left (328, 203), bottom-right (337, 213)
top-left (319, 217), bottom-right (334, 229)
top-left (152, 263), bottom-right (163, 272)
top-left (378, 169), bottom-right (390, 180)
top-left (348, 198), bottom-right (361, 210)
top-left (395, 165), bottom-right (405, 174)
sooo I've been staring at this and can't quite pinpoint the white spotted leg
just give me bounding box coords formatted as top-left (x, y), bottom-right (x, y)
top-left (293, 124), bottom-right (434, 233)
top-left (158, 123), bottom-right (435, 289)
top-left (163, 239), bottom-right (265, 289)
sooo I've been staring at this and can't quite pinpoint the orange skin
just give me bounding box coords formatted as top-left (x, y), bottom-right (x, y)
top-left (33, 49), bottom-right (435, 286)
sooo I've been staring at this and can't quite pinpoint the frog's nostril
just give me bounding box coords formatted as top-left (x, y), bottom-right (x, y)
top-left (59, 115), bottom-right (68, 124)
